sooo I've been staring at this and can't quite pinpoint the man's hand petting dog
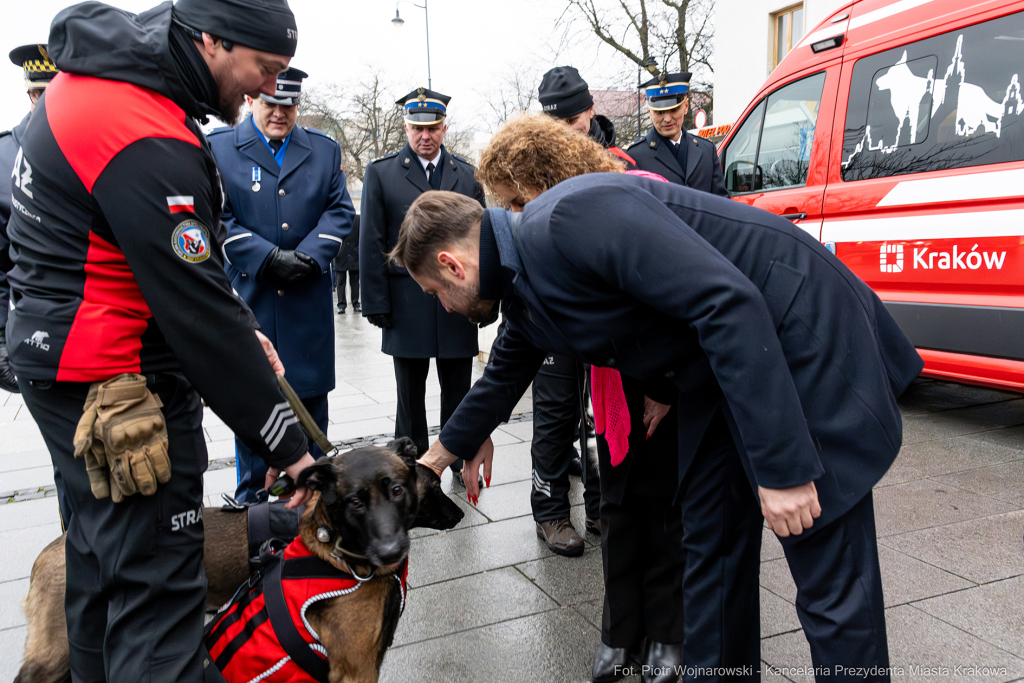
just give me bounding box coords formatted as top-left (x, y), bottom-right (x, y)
top-left (265, 452), bottom-right (317, 509)
top-left (418, 437), bottom-right (494, 506)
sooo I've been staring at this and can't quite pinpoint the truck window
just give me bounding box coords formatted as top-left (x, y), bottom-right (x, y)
top-left (723, 100), bottom-right (765, 193)
top-left (722, 72), bottom-right (827, 194)
top-left (841, 10), bottom-right (1024, 181)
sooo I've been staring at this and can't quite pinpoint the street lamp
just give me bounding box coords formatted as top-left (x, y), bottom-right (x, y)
top-left (637, 56), bottom-right (659, 137)
top-left (392, 1), bottom-right (432, 90)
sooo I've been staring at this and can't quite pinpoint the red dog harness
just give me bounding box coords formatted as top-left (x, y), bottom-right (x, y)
top-left (204, 537), bottom-right (408, 683)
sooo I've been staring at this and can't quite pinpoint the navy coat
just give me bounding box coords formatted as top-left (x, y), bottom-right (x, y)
top-left (0, 113), bottom-right (30, 330)
top-left (626, 128), bottom-right (729, 196)
top-left (439, 174), bottom-right (922, 528)
top-left (359, 144), bottom-right (484, 359)
top-left (209, 117), bottom-right (355, 398)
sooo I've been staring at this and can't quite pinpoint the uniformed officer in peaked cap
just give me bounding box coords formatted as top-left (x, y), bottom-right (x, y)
top-left (359, 87), bottom-right (485, 481)
top-left (0, 44), bottom-right (61, 519)
top-left (209, 67), bottom-right (356, 503)
top-left (626, 72), bottom-right (728, 196)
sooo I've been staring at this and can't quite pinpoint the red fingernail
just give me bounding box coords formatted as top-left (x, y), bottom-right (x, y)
top-left (646, 433), bottom-right (650, 440)
top-left (485, 477), bottom-right (491, 488)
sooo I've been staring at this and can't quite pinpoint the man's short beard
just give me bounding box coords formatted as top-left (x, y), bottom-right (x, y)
top-left (442, 278), bottom-right (495, 324)
top-left (218, 94), bottom-right (244, 126)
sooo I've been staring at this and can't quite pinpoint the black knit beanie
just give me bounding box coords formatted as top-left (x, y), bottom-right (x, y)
top-left (173, 0), bottom-right (297, 57)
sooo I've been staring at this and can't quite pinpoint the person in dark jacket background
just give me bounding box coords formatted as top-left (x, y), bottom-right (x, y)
top-left (359, 88), bottom-right (485, 481)
top-left (626, 72), bottom-right (728, 196)
top-left (0, 44), bottom-right (58, 397)
top-left (399, 174), bottom-right (922, 683)
top-left (334, 214), bottom-right (361, 313)
top-left (6, 2), bottom-right (316, 680)
top-left (210, 68), bottom-right (355, 503)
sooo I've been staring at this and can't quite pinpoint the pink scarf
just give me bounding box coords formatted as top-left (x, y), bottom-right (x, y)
top-left (592, 366), bottom-right (630, 467)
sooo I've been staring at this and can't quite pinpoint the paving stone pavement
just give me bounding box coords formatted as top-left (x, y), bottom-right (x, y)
top-left (2, 312), bottom-right (1024, 682)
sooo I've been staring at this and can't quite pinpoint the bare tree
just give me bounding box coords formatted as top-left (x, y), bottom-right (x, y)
top-left (298, 73), bottom-right (407, 183)
top-left (559, 0), bottom-right (716, 128)
top-left (479, 63), bottom-right (542, 132)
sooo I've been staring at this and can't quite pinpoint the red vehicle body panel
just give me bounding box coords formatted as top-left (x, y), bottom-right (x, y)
top-left (719, 0), bottom-right (1024, 391)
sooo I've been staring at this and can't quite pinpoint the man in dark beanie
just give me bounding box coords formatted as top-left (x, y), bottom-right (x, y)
top-left (538, 66), bottom-right (635, 165)
top-left (7, 2), bottom-right (314, 682)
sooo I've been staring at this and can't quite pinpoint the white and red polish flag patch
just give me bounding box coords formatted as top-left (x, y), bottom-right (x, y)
top-left (166, 196), bottom-right (195, 214)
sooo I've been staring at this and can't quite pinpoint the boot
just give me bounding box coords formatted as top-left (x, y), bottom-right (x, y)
top-left (641, 641), bottom-right (683, 683)
top-left (536, 518), bottom-right (584, 557)
top-left (592, 642), bottom-right (634, 683)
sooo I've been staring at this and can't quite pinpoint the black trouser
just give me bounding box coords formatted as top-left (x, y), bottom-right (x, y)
top-left (20, 373), bottom-right (208, 683)
top-left (681, 410), bottom-right (889, 682)
top-left (531, 355), bottom-right (601, 521)
top-left (601, 493), bottom-right (685, 649)
top-left (335, 269), bottom-right (358, 308)
top-left (393, 356), bottom-right (471, 468)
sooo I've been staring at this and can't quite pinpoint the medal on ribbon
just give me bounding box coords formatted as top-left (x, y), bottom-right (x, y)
top-left (252, 166), bottom-right (262, 192)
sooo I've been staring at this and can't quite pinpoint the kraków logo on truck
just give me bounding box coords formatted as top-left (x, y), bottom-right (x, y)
top-left (880, 243), bottom-right (903, 272)
top-left (912, 244), bottom-right (1006, 270)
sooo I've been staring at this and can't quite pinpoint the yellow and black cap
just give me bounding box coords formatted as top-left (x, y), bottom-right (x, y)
top-left (397, 87), bottom-right (449, 125)
top-left (260, 67), bottom-right (307, 106)
top-left (9, 44), bottom-right (57, 90)
top-left (641, 72), bottom-right (691, 111)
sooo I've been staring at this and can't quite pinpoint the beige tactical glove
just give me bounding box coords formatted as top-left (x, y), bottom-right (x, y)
top-left (73, 373), bottom-right (171, 502)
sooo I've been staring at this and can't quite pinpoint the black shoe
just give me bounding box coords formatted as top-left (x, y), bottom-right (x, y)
top-left (592, 642), bottom-right (635, 683)
top-left (585, 516), bottom-right (602, 536)
top-left (641, 641), bottom-right (683, 683)
top-left (337, 306), bottom-right (346, 314)
top-left (353, 302), bottom-right (361, 313)
top-left (568, 454), bottom-right (583, 478)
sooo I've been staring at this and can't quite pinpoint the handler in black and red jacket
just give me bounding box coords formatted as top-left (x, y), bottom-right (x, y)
top-left (6, 1), bottom-right (316, 680)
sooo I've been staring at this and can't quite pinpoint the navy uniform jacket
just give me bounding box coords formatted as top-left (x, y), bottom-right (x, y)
top-left (0, 113), bottom-right (30, 330)
top-left (209, 118), bottom-right (355, 398)
top-left (359, 144), bottom-right (484, 359)
top-left (626, 128), bottom-right (728, 197)
top-left (440, 173), bottom-right (922, 528)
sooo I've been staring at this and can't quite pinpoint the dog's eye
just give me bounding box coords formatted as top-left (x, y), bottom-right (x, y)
top-left (391, 485), bottom-right (404, 497)
top-left (349, 498), bottom-right (363, 510)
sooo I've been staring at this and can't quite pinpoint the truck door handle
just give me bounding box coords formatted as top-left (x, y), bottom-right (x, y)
top-left (779, 212), bottom-right (807, 221)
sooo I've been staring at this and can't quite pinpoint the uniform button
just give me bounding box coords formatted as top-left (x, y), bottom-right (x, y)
top-left (241, 273), bottom-right (248, 278)
top-left (604, 358), bottom-right (617, 367)
top-left (664, 370), bottom-right (676, 379)
top-left (279, 189), bottom-right (286, 196)
top-left (278, 290), bottom-right (285, 296)
top-left (282, 223), bottom-right (289, 230)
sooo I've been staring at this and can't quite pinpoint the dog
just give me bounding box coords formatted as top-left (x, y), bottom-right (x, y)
top-left (16, 438), bottom-right (463, 683)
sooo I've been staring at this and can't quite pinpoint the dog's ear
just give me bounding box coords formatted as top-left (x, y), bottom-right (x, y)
top-left (387, 437), bottom-right (419, 467)
top-left (296, 459), bottom-right (337, 493)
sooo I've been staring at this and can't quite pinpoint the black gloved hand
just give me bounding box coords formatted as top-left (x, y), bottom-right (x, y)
top-left (366, 314), bottom-right (392, 329)
top-left (263, 248), bottom-right (321, 286)
top-left (0, 328), bottom-right (20, 394)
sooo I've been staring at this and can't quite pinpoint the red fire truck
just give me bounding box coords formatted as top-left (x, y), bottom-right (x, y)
top-left (718, 0), bottom-right (1024, 390)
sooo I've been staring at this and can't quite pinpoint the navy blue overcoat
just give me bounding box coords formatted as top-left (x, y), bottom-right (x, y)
top-left (209, 117), bottom-right (355, 397)
top-left (439, 173), bottom-right (923, 528)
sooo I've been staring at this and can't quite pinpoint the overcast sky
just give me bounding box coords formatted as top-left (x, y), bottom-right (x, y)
top-left (0, 0), bottom-right (637, 134)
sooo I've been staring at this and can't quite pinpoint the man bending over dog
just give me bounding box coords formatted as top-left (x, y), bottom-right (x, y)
top-left (6, 1), bottom-right (316, 681)
top-left (401, 177), bottom-right (922, 682)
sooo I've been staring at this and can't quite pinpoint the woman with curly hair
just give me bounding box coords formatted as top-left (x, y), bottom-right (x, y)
top-left (479, 113), bottom-right (685, 683)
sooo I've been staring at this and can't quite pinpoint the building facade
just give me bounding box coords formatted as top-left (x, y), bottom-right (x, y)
top-left (714, 0), bottom-right (847, 126)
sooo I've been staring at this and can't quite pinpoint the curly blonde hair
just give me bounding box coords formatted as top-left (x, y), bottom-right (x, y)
top-left (476, 113), bottom-right (625, 201)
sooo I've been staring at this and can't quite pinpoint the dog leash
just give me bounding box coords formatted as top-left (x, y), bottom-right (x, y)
top-left (267, 376), bottom-right (339, 497)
